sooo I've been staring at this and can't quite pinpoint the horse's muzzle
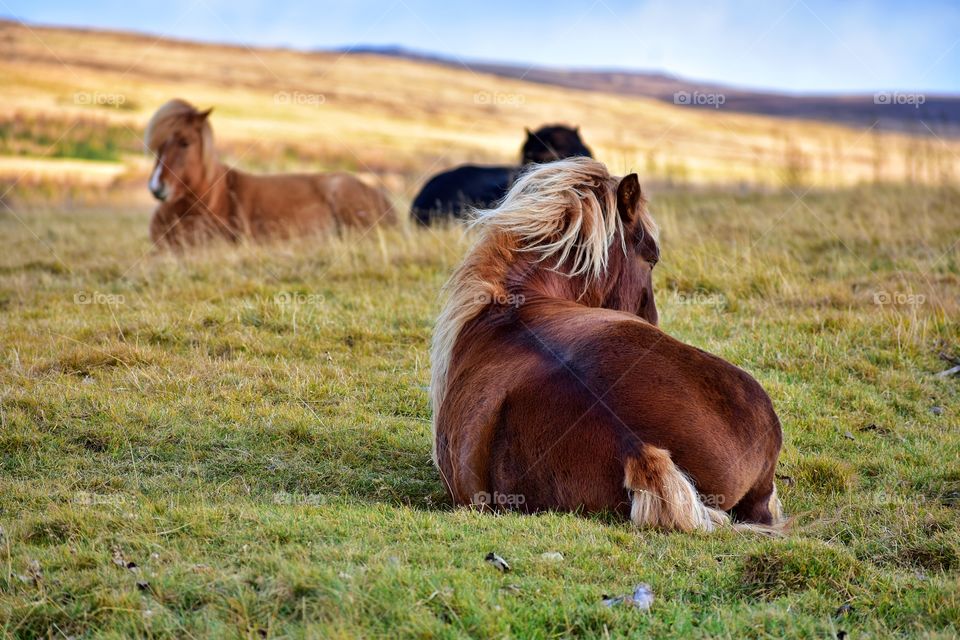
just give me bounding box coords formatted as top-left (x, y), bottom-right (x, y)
top-left (149, 163), bottom-right (168, 201)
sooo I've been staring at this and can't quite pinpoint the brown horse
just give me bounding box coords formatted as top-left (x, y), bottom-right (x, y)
top-left (145, 99), bottom-right (396, 250)
top-left (431, 158), bottom-right (784, 532)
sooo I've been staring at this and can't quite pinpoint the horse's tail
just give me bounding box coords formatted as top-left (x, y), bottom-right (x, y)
top-left (623, 444), bottom-right (786, 535)
top-left (623, 444), bottom-right (726, 531)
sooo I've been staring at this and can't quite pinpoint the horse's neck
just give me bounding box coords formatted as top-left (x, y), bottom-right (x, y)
top-left (505, 260), bottom-right (603, 307)
top-left (203, 164), bottom-right (233, 217)
top-left (179, 164), bottom-right (234, 221)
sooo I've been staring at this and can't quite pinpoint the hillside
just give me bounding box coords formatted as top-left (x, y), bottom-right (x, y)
top-left (347, 46), bottom-right (960, 133)
top-left (1, 20), bottom-right (959, 205)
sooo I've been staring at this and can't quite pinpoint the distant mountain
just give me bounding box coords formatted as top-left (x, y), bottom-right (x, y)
top-left (340, 45), bottom-right (960, 134)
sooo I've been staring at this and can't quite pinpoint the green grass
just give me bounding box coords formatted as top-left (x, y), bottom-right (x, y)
top-left (0, 114), bottom-right (142, 163)
top-left (0, 186), bottom-right (958, 638)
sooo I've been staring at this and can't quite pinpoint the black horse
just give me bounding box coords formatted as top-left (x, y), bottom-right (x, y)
top-left (411, 125), bottom-right (592, 226)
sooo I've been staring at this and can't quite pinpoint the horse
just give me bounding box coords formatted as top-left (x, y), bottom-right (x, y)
top-left (145, 99), bottom-right (396, 250)
top-left (520, 125), bottom-right (592, 165)
top-left (431, 158), bottom-right (785, 532)
top-left (410, 124), bottom-right (593, 226)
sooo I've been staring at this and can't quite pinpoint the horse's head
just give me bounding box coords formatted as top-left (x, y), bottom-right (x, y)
top-left (470, 158), bottom-right (659, 325)
top-left (606, 173), bottom-right (659, 325)
top-left (521, 125), bottom-right (593, 165)
top-left (145, 100), bottom-right (214, 202)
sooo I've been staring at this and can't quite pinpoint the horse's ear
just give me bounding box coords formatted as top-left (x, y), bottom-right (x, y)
top-left (525, 127), bottom-right (533, 138)
top-left (617, 174), bottom-right (642, 224)
top-left (197, 107), bottom-right (213, 121)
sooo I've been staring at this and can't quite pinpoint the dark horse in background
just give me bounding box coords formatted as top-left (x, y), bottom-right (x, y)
top-left (411, 125), bottom-right (592, 226)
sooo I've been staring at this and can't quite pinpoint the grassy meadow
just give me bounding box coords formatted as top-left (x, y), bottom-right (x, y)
top-left (1, 185), bottom-right (958, 638)
top-left (1, 18), bottom-right (960, 640)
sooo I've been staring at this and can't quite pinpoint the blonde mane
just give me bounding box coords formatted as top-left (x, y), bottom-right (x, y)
top-left (144, 99), bottom-right (216, 177)
top-left (430, 158), bottom-right (656, 456)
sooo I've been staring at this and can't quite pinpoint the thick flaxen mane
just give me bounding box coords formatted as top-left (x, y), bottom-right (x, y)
top-left (430, 158), bottom-right (657, 448)
top-left (473, 158), bottom-right (623, 279)
top-left (144, 99), bottom-right (215, 175)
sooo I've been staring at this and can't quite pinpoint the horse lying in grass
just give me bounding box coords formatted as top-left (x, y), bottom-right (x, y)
top-left (410, 125), bottom-right (592, 226)
top-left (146, 99), bottom-right (396, 250)
top-left (431, 158), bottom-right (785, 532)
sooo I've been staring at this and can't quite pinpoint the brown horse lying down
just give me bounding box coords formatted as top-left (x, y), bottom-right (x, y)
top-left (145, 99), bottom-right (396, 250)
top-left (431, 158), bottom-right (785, 532)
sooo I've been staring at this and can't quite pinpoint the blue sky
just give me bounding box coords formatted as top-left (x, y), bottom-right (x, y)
top-left (3, 0), bottom-right (958, 94)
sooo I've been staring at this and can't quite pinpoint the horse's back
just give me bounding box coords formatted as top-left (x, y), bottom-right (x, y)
top-left (320, 172), bottom-right (397, 228)
top-left (436, 312), bottom-right (636, 512)
top-left (520, 307), bottom-right (781, 503)
top-left (411, 165), bottom-right (514, 225)
top-left (438, 304), bottom-right (781, 513)
top-left (236, 170), bottom-right (395, 234)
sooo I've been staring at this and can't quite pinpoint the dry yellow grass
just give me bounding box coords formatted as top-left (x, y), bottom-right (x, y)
top-left (1, 19), bottom-right (958, 202)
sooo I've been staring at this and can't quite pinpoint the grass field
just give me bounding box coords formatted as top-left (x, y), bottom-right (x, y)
top-left (1, 183), bottom-right (958, 638)
top-left (1, 16), bottom-right (959, 640)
